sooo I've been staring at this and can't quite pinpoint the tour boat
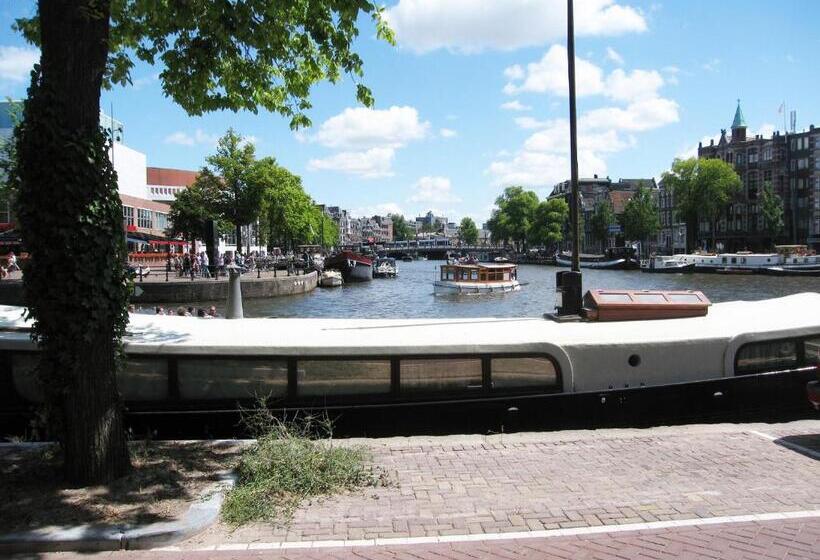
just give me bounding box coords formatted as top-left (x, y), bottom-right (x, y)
top-left (0, 293), bottom-right (817, 435)
top-left (373, 257), bottom-right (398, 278)
top-left (323, 250), bottom-right (373, 283)
top-left (640, 255), bottom-right (695, 273)
top-left (555, 247), bottom-right (639, 270)
top-left (319, 270), bottom-right (343, 287)
top-left (433, 262), bottom-right (520, 295)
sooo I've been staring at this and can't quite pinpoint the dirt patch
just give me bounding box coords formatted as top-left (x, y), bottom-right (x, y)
top-left (0, 441), bottom-right (243, 533)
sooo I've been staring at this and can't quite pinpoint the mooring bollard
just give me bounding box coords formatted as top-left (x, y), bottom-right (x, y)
top-left (226, 264), bottom-right (244, 319)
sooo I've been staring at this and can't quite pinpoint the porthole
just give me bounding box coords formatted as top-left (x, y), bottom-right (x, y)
top-left (628, 354), bottom-right (641, 367)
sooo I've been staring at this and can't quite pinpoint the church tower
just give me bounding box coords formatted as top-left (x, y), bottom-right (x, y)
top-left (730, 99), bottom-right (747, 143)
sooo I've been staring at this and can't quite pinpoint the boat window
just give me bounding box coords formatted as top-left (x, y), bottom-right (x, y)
top-left (735, 340), bottom-right (798, 375)
top-left (598, 293), bottom-right (631, 303)
top-left (503, 272), bottom-right (510, 280)
top-left (178, 359), bottom-right (287, 399)
top-left (470, 270), bottom-right (478, 280)
top-left (11, 353), bottom-right (43, 402)
top-left (480, 273), bottom-right (486, 281)
top-left (491, 357), bottom-right (558, 389)
top-left (297, 360), bottom-right (390, 396)
top-left (633, 293), bottom-right (666, 303)
top-left (461, 270), bottom-right (469, 280)
top-left (666, 293), bottom-right (702, 303)
top-left (119, 358), bottom-right (168, 401)
top-left (805, 337), bottom-right (820, 365)
top-left (400, 358), bottom-right (482, 393)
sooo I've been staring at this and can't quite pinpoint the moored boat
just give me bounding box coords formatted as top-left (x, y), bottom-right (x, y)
top-left (434, 262), bottom-right (520, 295)
top-left (640, 255), bottom-right (695, 273)
top-left (373, 257), bottom-right (398, 278)
top-left (675, 246), bottom-right (820, 273)
top-left (319, 270), bottom-right (343, 287)
top-left (323, 250), bottom-right (373, 283)
top-left (555, 247), bottom-right (639, 270)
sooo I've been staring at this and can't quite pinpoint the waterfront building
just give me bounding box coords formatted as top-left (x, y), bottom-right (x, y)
top-left (696, 101), bottom-right (819, 251)
top-left (657, 181), bottom-right (687, 254)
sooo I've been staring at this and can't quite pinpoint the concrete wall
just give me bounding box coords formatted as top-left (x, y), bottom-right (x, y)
top-left (0, 271), bottom-right (318, 306)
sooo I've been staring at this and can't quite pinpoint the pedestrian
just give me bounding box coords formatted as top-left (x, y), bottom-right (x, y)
top-left (6, 251), bottom-right (19, 272)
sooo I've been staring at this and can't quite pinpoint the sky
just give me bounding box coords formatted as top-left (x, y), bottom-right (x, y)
top-left (0, 1), bottom-right (818, 226)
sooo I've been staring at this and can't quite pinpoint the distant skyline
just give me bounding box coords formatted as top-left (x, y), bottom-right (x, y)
top-left (0, 1), bottom-right (817, 224)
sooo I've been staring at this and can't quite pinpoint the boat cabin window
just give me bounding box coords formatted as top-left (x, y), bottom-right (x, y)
top-left (470, 270), bottom-right (478, 280)
top-left (461, 270), bottom-right (469, 280)
top-left (806, 337), bottom-right (820, 365)
top-left (119, 358), bottom-right (168, 401)
top-left (401, 358), bottom-right (482, 393)
top-left (297, 360), bottom-right (391, 396)
top-left (735, 340), bottom-right (798, 375)
top-left (491, 357), bottom-right (558, 389)
top-left (178, 359), bottom-right (288, 399)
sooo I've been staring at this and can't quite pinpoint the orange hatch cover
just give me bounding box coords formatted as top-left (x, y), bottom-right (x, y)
top-left (583, 289), bottom-right (711, 322)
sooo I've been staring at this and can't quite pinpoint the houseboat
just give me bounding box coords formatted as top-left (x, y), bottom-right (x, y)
top-left (675, 246), bottom-right (820, 274)
top-left (323, 250), bottom-right (373, 283)
top-left (0, 293), bottom-right (817, 435)
top-left (555, 247), bottom-right (639, 270)
top-left (640, 256), bottom-right (695, 273)
top-left (434, 262), bottom-right (520, 295)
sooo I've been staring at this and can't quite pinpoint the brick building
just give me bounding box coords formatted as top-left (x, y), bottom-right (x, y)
top-left (697, 101), bottom-right (820, 251)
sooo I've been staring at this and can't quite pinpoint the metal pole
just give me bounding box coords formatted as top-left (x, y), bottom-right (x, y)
top-left (567, 0), bottom-right (580, 273)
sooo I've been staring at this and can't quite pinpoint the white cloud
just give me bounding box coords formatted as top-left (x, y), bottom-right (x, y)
top-left (661, 65), bottom-right (680, 85)
top-left (310, 106), bottom-right (430, 149)
top-left (487, 149), bottom-right (608, 188)
top-left (702, 58), bottom-right (720, 72)
top-left (582, 96), bottom-right (679, 131)
top-left (604, 68), bottom-right (664, 101)
top-left (503, 45), bottom-right (604, 96)
top-left (163, 129), bottom-right (220, 146)
top-left (307, 147), bottom-right (395, 178)
top-left (439, 127), bottom-right (458, 138)
top-left (385, 0), bottom-right (647, 54)
top-left (408, 176), bottom-right (461, 203)
top-left (503, 65), bottom-right (525, 80)
top-left (605, 46), bottom-right (624, 65)
top-left (351, 202), bottom-right (404, 218)
top-left (514, 116), bottom-right (551, 130)
top-left (500, 100), bottom-right (532, 112)
top-left (0, 46), bottom-right (38, 83)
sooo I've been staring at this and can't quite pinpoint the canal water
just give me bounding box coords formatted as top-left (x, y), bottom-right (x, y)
top-left (184, 260), bottom-right (819, 319)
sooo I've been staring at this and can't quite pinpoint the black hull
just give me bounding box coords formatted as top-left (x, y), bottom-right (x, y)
top-left (555, 257), bottom-right (639, 270)
top-left (2, 368), bottom-right (816, 440)
top-left (761, 266), bottom-right (820, 277)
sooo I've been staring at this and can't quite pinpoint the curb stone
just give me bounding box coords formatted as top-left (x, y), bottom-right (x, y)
top-left (0, 472), bottom-right (236, 553)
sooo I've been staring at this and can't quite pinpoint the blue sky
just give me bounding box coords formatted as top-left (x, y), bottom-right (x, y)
top-left (0, 1), bottom-right (817, 225)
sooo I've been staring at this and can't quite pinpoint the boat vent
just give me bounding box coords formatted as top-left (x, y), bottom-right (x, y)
top-left (583, 289), bottom-right (710, 322)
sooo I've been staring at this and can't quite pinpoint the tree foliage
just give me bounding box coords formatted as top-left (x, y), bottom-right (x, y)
top-left (389, 214), bottom-right (414, 241)
top-left (167, 175), bottom-right (220, 244)
top-left (458, 217), bottom-right (478, 246)
top-left (759, 181), bottom-right (784, 243)
top-left (13, 0), bottom-right (391, 484)
top-left (529, 198), bottom-right (569, 249)
top-left (661, 157), bottom-right (742, 251)
top-left (589, 200), bottom-right (615, 249)
top-left (622, 185), bottom-right (660, 246)
top-left (489, 186), bottom-right (539, 251)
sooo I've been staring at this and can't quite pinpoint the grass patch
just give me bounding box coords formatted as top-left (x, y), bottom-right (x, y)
top-left (222, 405), bottom-right (384, 526)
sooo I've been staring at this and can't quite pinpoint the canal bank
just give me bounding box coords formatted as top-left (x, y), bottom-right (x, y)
top-left (0, 270), bottom-right (318, 305)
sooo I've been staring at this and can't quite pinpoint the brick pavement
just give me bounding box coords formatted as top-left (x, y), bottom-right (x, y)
top-left (184, 420), bottom-right (820, 547)
top-left (22, 516), bottom-right (820, 559)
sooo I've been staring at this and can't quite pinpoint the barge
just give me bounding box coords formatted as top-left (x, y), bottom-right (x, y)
top-left (323, 250), bottom-right (373, 283)
top-left (0, 293), bottom-right (818, 434)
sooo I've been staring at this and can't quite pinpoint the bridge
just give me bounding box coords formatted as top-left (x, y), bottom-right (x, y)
top-left (342, 241), bottom-right (503, 260)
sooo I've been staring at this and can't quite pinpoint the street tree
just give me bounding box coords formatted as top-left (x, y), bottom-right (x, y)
top-left (389, 214), bottom-right (414, 241)
top-left (661, 157), bottom-right (741, 252)
top-left (529, 198), bottom-right (569, 251)
top-left (590, 200), bottom-right (615, 252)
top-left (458, 217), bottom-right (478, 246)
top-left (492, 186), bottom-right (539, 252)
top-left (622, 186), bottom-right (660, 255)
top-left (11, 0), bottom-right (393, 484)
top-left (166, 175), bottom-right (220, 251)
top-left (485, 210), bottom-right (510, 248)
top-left (759, 181), bottom-right (784, 248)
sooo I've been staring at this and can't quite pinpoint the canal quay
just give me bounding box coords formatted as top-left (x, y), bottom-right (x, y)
top-left (13, 420), bottom-right (820, 560)
top-left (137, 260), bottom-right (820, 319)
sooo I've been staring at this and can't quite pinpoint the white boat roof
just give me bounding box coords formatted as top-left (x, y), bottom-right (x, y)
top-left (442, 262), bottom-right (516, 269)
top-left (0, 293), bottom-right (817, 356)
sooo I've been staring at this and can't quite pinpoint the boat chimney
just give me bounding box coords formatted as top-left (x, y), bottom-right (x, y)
top-left (226, 264), bottom-right (244, 319)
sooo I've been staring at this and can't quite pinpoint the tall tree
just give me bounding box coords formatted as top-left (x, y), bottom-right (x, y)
top-left (759, 181), bottom-right (784, 248)
top-left (662, 157), bottom-right (741, 252)
top-left (492, 186), bottom-right (539, 252)
top-left (590, 200), bottom-right (615, 252)
top-left (389, 214), bottom-right (414, 241)
top-left (622, 186), bottom-right (660, 255)
top-left (529, 198), bottom-right (569, 250)
top-left (12, 0), bottom-right (393, 484)
top-left (458, 217), bottom-right (478, 246)
top-left (167, 175), bottom-right (220, 250)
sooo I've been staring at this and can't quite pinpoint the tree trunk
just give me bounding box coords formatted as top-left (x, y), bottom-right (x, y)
top-left (685, 214), bottom-right (697, 253)
top-left (235, 223), bottom-right (243, 253)
top-left (18, 0), bottom-right (130, 484)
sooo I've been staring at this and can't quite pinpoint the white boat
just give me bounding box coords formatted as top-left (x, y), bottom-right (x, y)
top-left (434, 262), bottom-right (521, 295)
top-left (676, 246), bottom-right (820, 273)
top-left (319, 270), bottom-right (342, 287)
top-left (373, 258), bottom-right (398, 278)
top-left (1, 294), bottom-right (818, 426)
top-left (640, 255), bottom-right (695, 273)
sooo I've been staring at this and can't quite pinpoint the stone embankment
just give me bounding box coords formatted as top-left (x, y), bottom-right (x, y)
top-left (0, 270), bottom-right (317, 305)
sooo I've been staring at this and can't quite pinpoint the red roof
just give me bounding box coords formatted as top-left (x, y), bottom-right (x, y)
top-left (146, 167), bottom-right (198, 187)
top-left (120, 193), bottom-right (171, 213)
